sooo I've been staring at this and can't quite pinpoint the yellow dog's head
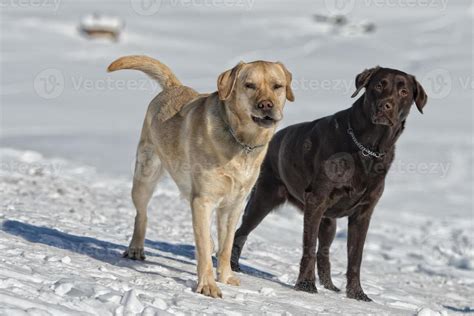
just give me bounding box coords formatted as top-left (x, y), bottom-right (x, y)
top-left (217, 61), bottom-right (295, 129)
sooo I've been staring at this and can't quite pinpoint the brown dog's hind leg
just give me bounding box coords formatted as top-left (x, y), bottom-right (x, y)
top-left (231, 170), bottom-right (288, 272)
top-left (317, 218), bottom-right (340, 292)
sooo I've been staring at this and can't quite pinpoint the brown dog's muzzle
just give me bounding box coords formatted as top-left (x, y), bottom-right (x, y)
top-left (372, 100), bottom-right (397, 126)
top-left (377, 101), bottom-right (393, 112)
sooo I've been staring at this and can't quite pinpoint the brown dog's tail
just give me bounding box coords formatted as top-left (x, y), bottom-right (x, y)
top-left (107, 55), bottom-right (182, 89)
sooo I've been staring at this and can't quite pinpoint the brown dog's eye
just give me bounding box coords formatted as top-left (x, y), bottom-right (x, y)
top-left (273, 84), bottom-right (283, 90)
top-left (375, 83), bottom-right (383, 91)
top-left (400, 89), bottom-right (408, 97)
top-left (245, 83), bottom-right (256, 90)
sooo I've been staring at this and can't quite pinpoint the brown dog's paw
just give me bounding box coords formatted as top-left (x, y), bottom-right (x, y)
top-left (230, 243), bottom-right (243, 272)
top-left (196, 282), bottom-right (222, 298)
top-left (319, 274), bottom-right (340, 292)
top-left (323, 283), bottom-right (341, 292)
top-left (295, 280), bottom-right (318, 293)
top-left (346, 289), bottom-right (372, 302)
top-left (123, 247), bottom-right (145, 260)
top-left (230, 260), bottom-right (241, 272)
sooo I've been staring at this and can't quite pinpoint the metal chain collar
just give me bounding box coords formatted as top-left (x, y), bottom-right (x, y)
top-left (347, 123), bottom-right (385, 159)
top-left (227, 125), bottom-right (265, 154)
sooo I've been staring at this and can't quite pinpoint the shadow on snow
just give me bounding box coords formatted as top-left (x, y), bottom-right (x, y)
top-left (2, 220), bottom-right (279, 285)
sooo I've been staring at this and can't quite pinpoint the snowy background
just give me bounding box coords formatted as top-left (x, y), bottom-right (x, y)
top-left (0, 0), bottom-right (473, 315)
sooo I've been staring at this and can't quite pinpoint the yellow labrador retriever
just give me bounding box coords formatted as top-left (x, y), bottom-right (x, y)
top-left (107, 56), bottom-right (294, 298)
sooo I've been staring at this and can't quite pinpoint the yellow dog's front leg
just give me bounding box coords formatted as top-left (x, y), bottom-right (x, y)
top-left (216, 201), bottom-right (245, 286)
top-left (192, 196), bottom-right (222, 298)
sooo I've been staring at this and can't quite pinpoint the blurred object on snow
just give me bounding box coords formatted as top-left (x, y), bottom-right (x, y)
top-left (313, 13), bottom-right (375, 36)
top-left (341, 20), bottom-right (376, 36)
top-left (79, 13), bottom-right (124, 42)
top-left (313, 14), bottom-right (348, 26)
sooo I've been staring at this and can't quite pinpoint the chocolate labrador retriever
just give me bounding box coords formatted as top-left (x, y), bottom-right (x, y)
top-left (230, 67), bottom-right (427, 301)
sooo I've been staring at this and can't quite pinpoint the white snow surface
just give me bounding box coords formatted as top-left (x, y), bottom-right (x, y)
top-left (0, 148), bottom-right (472, 315)
top-left (1, 0), bottom-right (473, 315)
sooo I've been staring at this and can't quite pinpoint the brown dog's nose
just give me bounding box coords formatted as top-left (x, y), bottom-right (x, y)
top-left (257, 100), bottom-right (273, 110)
top-left (378, 103), bottom-right (392, 111)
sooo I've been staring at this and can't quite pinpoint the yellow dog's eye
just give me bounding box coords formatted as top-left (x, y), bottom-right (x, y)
top-left (273, 84), bottom-right (283, 90)
top-left (245, 83), bottom-right (256, 90)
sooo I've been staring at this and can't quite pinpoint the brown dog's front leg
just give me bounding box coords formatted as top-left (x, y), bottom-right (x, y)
top-left (295, 192), bottom-right (327, 293)
top-left (317, 217), bottom-right (340, 292)
top-left (346, 208), bottom-right (374, 302)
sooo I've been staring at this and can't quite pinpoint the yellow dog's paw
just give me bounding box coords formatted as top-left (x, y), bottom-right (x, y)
top-left (218, 274), bottom-right (240, 286)
top-left (196, 281), bottom-right (222, 298)
top-left (225, 276), bottom-right (240, 286)
top-left (122, 247), bottom-right (145, 260)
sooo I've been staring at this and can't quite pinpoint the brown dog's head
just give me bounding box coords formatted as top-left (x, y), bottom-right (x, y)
top-left (217, 61), bottom-right (294, 129)
top-left (351, 67), bottom-right (428, 126)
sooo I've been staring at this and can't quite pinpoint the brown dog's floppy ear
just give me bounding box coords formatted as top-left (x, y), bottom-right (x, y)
top-left (217, 62), bottom-right (244, 101)
top-left (351, 66), bottom-right (380, 98)
top-left (412, 76), bottom-right (428, 114)
top-left (277, 62), bottom-right (295, 102)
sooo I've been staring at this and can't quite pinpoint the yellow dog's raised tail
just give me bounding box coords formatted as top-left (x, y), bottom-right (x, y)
top-left (107, 55), bottom-right (182, 89)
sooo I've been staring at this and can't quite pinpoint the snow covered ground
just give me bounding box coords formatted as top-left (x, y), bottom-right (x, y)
top-left (1, 0), bottom-right (473, 315)
top-left (1, 148), bottom-right (472, 315)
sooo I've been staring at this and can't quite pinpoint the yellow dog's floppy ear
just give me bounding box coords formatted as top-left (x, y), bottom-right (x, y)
top-left (412, 76), bottom-right (428, 114)
top-left (217, 61), bottom-right (245, 101)
top-left (276, 62), bottom-right (295, 102)
top-left (351, 66), bottom-right (380, 98)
